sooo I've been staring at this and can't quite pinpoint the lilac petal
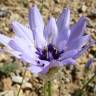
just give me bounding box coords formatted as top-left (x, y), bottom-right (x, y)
top-left (8, 50), bottom-right (22, 58)
top-left (29, 5), bottom-right (44, 32)
top-left (0, 34), bottom-right (11, 48)
top-left (44, 17), bottom-right (58, 45)
top-left (8, 36), bottom-right (36, 58)
top-left (57, 8), bottom-right (70, 30)
top-left (20, 53), bottom-right (38, 64)
top-left (56, 28), bottom-right (70, 45)
top-left (57, 40), bottom-right (67, 50)
top-left (11, 21), bottom-right (34, 44)
top-left (48, 52), bottom-right (54, 60)
top-left (74, 41), bottom-right (94, 59)
top-left (28, 60), bottom-right (50, 75)
top-left (69, 16), bottom-right (87, 42)
top-left (59, 50), bottom-right (78, 60)
top-left (56, 8), bottom-right (70, 44)
top-left (28, 65), bottom-right (43, 75)
top-left (0, 34), bottom-right (22, 58)
top-left (12, 36), bottom-right (35, 52)
top-left (0, 47), bottom-right (22, 59)
top-left (49, 60), bottom-right (60, 68)
top-left (60, 58), bottom-right (76, 66)
top-left (85, 58), bottom-right (93, 69)
top-left (8, 40), bottom-right (34, 59)
top-left (28, 5), bottom-right (46, 48)
top-left (67, 35), bottom-right (90, 50)
top-left (8, 40), bottom-right (23, 52)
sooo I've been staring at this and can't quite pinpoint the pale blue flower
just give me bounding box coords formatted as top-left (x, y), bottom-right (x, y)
top-left (0, 5), bottom-right (92, 75)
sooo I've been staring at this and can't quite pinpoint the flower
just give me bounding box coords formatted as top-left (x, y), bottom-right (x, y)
top-left (0, 5), bottom-right (92, 75)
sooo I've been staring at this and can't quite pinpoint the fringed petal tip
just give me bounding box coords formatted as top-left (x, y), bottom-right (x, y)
top-left (57, 7), bottom-right (70, 30)
top-left (61, 7), bottom-right (70, 18)
top-left (44, 17), bottom-right (58, 45)
top-left (69, 16), bottom-right (87, 42)
top-left (28, 4), bottom-right (46, 49)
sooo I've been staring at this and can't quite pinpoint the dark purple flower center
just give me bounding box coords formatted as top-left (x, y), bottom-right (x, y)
top-left (36, 44), bottom-right (64, 61)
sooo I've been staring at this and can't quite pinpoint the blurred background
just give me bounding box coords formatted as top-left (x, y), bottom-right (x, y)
top-left (0, 0), bottom-right (96, 96)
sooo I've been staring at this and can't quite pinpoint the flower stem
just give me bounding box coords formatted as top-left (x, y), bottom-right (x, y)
top-left (48, 80), bottom-right (52, 96)
top-left (43, 81), bottom-right (47, 96)
top-left (82, 73), bottom-right (96, 90)
top-left (40, 0), bottom-right (44, 12)
top-left (80, 73), bottom-right (96, 96)
top-left (17, 68), bottom-right (27, 96)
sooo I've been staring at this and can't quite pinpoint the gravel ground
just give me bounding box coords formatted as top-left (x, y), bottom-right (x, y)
top-left (0, 0), bottom-right (96, 96)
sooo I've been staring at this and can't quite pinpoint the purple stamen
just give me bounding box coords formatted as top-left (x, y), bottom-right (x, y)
top-left (36, 44), bottom-right (64, 61)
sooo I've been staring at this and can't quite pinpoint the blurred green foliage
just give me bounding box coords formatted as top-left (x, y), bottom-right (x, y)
top-left (0, 63), bottom-right (18, 76)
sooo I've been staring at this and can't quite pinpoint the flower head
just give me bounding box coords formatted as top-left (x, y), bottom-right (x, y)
top-left (0, 5), bottom-right (92, 75)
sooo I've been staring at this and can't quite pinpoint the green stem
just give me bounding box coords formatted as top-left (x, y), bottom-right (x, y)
top-left (82, 73), bottom-right (96, 90)
top-left (40, 0), bottom-right (44, 13)
top-left (48, 81), bottom-right (51, 96)
top-left (17, 68), bottom-right (27, 96)
top-left (80, 73), bottom-right (96, 96)
top-left (43, 81), bottom-right (47, 96)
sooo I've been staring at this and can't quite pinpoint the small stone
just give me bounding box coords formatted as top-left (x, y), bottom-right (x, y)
top-left (65, 78), bottom-right (71, 83)
top-left (25, 90), bottom-right (31, 96)
top-left (0, 91), bottom-right (14, 96)
top-left (11, 76), bottom-right (26, 84)
top-left (0, 10), bottom-right (8, 17)
top-left (2, 77), bottom-right (12, 90)
top-left (52, 80), bottom-right (59, 96)
top-left (24, 71), bottom-right (32, 80)
top-left (31, 92), bottom-right (38, 96)
top-left (81, 5), bottom-right (87, 12)
top-left (87, 18), bottom-right (95, 28)
top-left (22, 82), bottom-right (32, 89)
top-left (0, 53), bottom-right (9, 62)
top-left (93, 85), bottom-right (96, 93)
top-left (88, 10), bottom-right (96, 19)
top-left (10, 13), bottom-right (21, 22)
top-left (5, 91), bottom-right (14, 96)
top-left (0, 91), bottom-right (7, 96)
top-left (13, 85), bottom-right (24, 96)
top-left (0, 6), bottom-right (9, 18)
top-left (78, 5), bottom-right (87, 13)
